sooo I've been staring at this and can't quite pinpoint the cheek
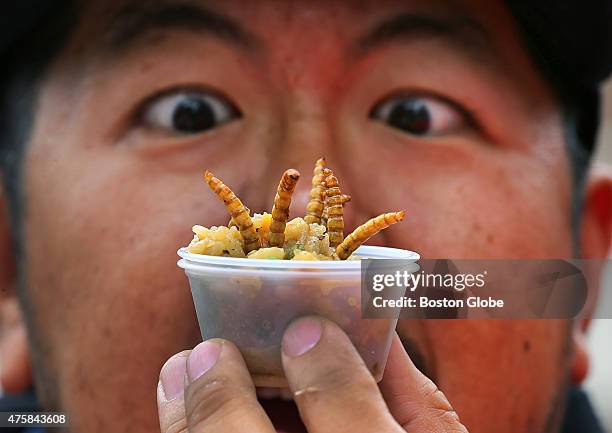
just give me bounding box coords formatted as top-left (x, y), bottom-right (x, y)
top-left (416, 320), bottom-right (571, 433)
top-left (22, 148), bottom-right (211, 423)
top-left (335, 130), bottom-right (572, 258)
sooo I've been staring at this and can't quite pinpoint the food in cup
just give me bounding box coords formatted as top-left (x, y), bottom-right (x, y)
top-left (178, 245), bottom-right (419, 387)
top-left (203, 169), bottom-right (260, 253)
top-left (186, 158), bottom-right (406, 260)
top-left (178, 158), bottom-right (417, 386)
top-left (269, 168), bottom-right (301, 248)
top-left (304, 157), bottom-right (327, 224)
top-left (336, 212), bottom-right (406, 259)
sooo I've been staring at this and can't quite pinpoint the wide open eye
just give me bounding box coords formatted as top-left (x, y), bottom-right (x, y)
top-left (370, 95), bottom-right (465, 136)
top-left (142, 90), bottom-right (241, 134)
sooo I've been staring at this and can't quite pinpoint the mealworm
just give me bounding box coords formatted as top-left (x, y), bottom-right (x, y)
top-left (336, 211), bottom-right (405, 259)
top-left (269, 169), bottom-right (301, 247)
top-left (323, 168), bottom-right (345, 248)
top-left (228, 206), bottom-right (250, 228)
top-left (204, 171), bottom-right (260, 253)
top-left (321, 193), bottom-right (350, 226)
top-left (304, 158), bottom-right (327, 224)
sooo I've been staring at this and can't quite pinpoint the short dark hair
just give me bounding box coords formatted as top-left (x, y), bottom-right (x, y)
top-left (0, 1), bottom-right (76, 294)
top-left (507, 0), bottom-right (604, 251)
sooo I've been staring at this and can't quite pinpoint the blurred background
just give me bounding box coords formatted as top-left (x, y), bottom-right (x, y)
top-left (585, 78), bottom-right (612, 430)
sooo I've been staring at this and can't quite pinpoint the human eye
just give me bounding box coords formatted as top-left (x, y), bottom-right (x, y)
top-left (370, 94), bottom-right (468, 136)
top-left (141, 89), bottom-right (241, 135)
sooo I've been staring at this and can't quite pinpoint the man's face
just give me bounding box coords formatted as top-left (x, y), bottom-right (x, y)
top-left (19, 0), bottom-right (576, 432)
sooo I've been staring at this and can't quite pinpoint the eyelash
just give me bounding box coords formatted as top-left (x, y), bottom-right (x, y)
top-left (372, 89), bottom-right (477, 126)
top-left (124, 84), bottom-right (484, 144)
top-left (131, 85), bottom-right (241, 128)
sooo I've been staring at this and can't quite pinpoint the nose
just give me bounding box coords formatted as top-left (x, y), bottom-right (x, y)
top-left (262, 99), bottom-right (333, 216)
top-left (259, 97), bottom-right (364, 239)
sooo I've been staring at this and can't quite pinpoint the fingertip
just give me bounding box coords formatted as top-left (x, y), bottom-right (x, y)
top-left (186, 340), bottom-right (222, 383)
top-left (160, 352), bottom-right (189, 401)
top-left (282, 316), bottom-right (324, 358)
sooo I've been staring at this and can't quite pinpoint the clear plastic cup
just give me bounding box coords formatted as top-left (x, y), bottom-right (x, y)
top-left (177, 245), bottom-right (420, 387)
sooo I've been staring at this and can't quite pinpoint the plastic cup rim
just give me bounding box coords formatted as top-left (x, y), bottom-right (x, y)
top-left (177, 245), bottom-right (419, 271)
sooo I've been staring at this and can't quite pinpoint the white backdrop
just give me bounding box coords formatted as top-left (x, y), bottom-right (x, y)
top-left (584, 79), bottom-right (612, 429)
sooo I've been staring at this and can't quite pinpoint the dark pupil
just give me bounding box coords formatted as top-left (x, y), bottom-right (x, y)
top-left (172, 97), bottom-right (216, 133)
top-left (388, 99), bottom-right (431, 135)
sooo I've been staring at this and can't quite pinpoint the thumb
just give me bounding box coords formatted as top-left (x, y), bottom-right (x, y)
top-left (157, 340), bottom-right (275, 433)
top-left (380, 334), bottom-right (469, 432)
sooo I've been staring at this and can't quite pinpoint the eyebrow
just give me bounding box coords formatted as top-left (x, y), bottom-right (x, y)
top-left (104, 3), bottom-right (255, 51)
top-left (357, 11), bottom-right (492, 59)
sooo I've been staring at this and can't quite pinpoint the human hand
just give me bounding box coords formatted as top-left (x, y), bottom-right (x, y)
top-left (157, 316), bottom-right (468, 432)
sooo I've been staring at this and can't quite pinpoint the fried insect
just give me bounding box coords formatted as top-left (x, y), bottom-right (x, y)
top-left (304, 158), bottom-right (327, 224)
top-left (340, 194), bottom-right (351, 204)
top-left (228, 206), bottom-right (250, 228)
top-left (204, 171), bottom-right (260, 253)
top-left (323, 168), bottom-right (345, 248)
top-left (336, 211), bottom-right (405, 259)
top-left (321, 194), bottom-right (350, 226)
top-left (195, 158), bottom-right (407, 260)
top-left (269, 169), bottom-right (301, 247)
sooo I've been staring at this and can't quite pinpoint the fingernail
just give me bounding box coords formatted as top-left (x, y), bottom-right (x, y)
top-left (283, 317), bottom-right (323, 357)
top-left (187, 341), bottom-right (222, 382)
top-left (160, 355), bottom-right (187, 400)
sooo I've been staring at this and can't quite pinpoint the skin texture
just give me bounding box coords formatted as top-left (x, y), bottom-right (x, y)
top-left (0, 0), bottom-right (612, 432)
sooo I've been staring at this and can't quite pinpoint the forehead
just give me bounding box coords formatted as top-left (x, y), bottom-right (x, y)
top-left (68, 0), bottom-right (518, 61)
top-left (78, 0), bottom-right (500, 25)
